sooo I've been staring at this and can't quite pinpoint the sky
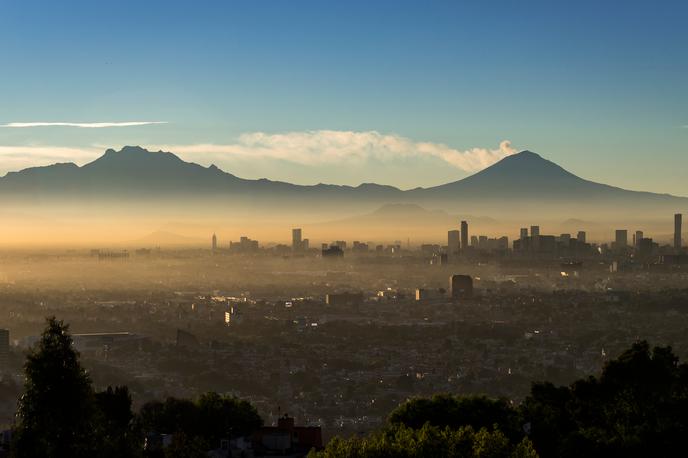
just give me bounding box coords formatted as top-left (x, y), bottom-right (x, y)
top-left (1, 0), bottom-right (686, 194)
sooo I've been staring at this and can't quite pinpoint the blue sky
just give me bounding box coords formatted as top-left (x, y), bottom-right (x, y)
top-left (1, 0), bottom-right (686, 194)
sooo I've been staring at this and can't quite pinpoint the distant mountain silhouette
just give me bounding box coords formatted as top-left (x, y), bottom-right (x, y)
top-left (315, 203), bottom-right (496, 227)
top-left (304, 204), bottom-right (498, 243)
top-left (413, 150), bottom-right (683, 201)
top-left (130, 230), bottom-right (203, 246)
top-left (0, 146), bottom-right (685, 217)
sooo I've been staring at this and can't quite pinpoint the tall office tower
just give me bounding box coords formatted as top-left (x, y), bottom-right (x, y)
top-left (292, 228), bottom-right (302, 251)
top-left (447, 230), bottom-right (460, 257)
top-left (470, 235), bottom-right (478, 247)
top-left (615, 230), bottom-right (628, 248)
top-left (449, 275), bottom-right (473, 300)
top-left (577, 231), bottom-right (586, 243)
top-left (0, 329), bottom-right (8, 367)
top-left (530, 226), bottom-right (540, 251)
top-left (675, 214), bottom-right (683, 251)
top-left (211, 233), bottom-right (217, 251)
top-left (520, 228), bottom-right (528, 239)
top-left (634, 231), bottom-right (643, 248)
top-left (460, 221), bottom-right (468, 251)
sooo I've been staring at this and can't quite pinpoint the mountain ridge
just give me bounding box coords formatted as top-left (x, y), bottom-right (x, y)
top-left (0, 146), bottom-right (685, 216)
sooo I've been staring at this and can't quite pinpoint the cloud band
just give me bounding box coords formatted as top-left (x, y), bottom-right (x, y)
top-left (1, 121), bottom-right (167, 128)
top-left (153, 131), bottom-right (516, 172)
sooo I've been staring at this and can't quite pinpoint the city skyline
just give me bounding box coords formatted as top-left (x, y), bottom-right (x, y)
top-left (1, 1), bottom-right (687, 194)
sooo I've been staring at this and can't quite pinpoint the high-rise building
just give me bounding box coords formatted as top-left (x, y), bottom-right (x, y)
top-left (460, 221), bottom-right (468, 252)
top-left (292, 228), bottom-right (302, 251)
top-left (0, 329), bottom-right (8, 367)
top-left (637, 237), bottom-right (654, 258)
top-left (577, 231), bottom-right (586, 243)
top-left (478, 235), bottom-right (488, 249)
top-left (676, 214), bottom-right (683, 252)
top-left (447, 230), bottom-right (460, 258)
top-left (449, 275), bottom-right (473, 300)
top-left (615, 230), bottom-right (628, 249)
top-left (229, 236), bottom-right (259, 253)
top-left (530, 226), bottom-right (540, 250)
top-left (634, 230), bottom-right (643, 248)
top-left (211, 233), bottom-right (217, 251)
top-left (322, 245), bottom-right (344, 258)
top-left (520, 228), bottom-right (528, 240)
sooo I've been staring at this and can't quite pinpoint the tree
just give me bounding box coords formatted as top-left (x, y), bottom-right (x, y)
top-left (310, 423), bottom-right (537, 458)
top-left (196, 392), bottom-right (263, 441)
top-left (163, 432), bottom-right (208, 458)
top-left (12, 317), bottom-right (97, 457)
top-left (95, 385), bottom-right (141, 457)
top-left (521, 341), bottom-right (688, 457)
top-left (389, 394), bottom-right (522, 441)
top-left (138, 392), bottom-right (263, 449)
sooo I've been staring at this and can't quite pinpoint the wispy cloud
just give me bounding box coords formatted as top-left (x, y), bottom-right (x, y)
top-left (1, 121), bottom-right (167, 128)
top-left (154, 131), bottom-right (516, 172)
top-left (0, 131), bottom-right (516, 178)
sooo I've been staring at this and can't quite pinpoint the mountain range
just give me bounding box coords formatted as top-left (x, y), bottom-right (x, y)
top-left (1, 146), bottom-right (685, 219)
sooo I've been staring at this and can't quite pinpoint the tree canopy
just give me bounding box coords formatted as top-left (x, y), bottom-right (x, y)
top-left (389, 394), bottom-right (521, 441)
top-left (138, 392), bottom-right (263, 451)
top-left (521, 341), bottom-right (688, 457)
top-left (12, 317), bottom-right (98, 457)
top-left (317, 340), bottom-right (688, 457)
top-left (310, 423), bottom-right (537, 458)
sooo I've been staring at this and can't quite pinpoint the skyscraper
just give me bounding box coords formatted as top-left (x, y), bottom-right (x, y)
top-left (530, 226), bottom-right (540, 251)
top-left (211, 233), bottom-right (217, 251)
top-left (0, 329), bottom-right (8, 367)
top-left (675, 214), bottom-right (682, 252)
top-left (449, 275), bottom-right (473, 300)
top-left (292, 228), bottom-right (302, 251)
top-left (615, 230), bottom-right (628, 249)
top-left (520, 228), bottom-right (528, 240)
top-left (447, 230), bottom-right (460, 258)
top-left (460, 221), bottom-right (468, 252)
top-left (634, 230), bottom-right (643, 248)
top-left (577, 231), bottom-right (586, 243)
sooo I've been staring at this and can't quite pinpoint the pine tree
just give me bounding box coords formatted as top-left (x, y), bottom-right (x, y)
top-left (12, 317), bottom-right (97, 457)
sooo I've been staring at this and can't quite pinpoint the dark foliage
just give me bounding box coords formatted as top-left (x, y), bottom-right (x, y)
top-left (347, 340), bottom-right (688, 457)
top-left (311, 423), bottom-right (538, 458)
top-left (9, 318), bottom-right (264, 457)
top-left (522, 341), bottom-right (688, 457)
top-left (389, 394), bottom-right (522, 441)
top-left (10, 319), bottom-right (142, 457)
top-left (138, 392), bottom-right (263, 449)
top-left (95, 385), bottom-right (142, 457)
top-left (12, 317), bottom-right (98, 458)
